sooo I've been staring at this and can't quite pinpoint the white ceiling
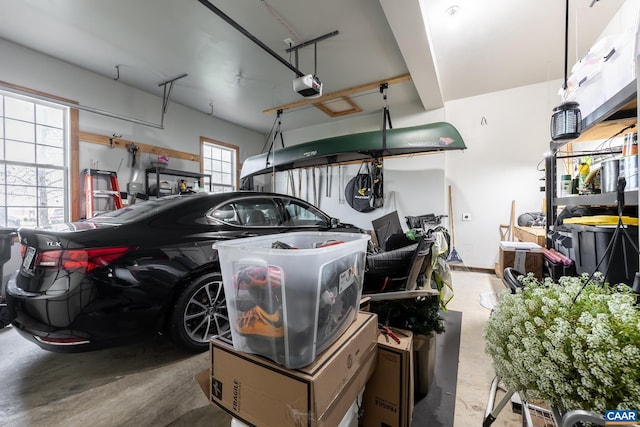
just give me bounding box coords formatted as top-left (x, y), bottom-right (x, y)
top-left (0, 0), bottom-right (625, 134)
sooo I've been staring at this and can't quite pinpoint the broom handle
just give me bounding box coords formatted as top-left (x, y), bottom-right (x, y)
top-left (448, 185), bottom-right (455, 246)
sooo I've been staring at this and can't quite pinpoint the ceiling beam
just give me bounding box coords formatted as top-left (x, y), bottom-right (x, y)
top-left (379, 0), bottom-right (443, 110)
top-left (263, 73), bottom-right (412, 115)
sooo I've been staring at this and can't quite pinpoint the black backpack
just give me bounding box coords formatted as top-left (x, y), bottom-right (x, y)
top-left (345, 161), bottom-right (376, 212)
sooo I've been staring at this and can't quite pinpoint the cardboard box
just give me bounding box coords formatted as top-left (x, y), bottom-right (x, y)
top-left (204, 311), bottom-right (378, 427)
top-left (413, 333), bottom-right (436, 396)
top-left (497, 242), bottom-right (543, 279)
top-left (361, 328), bottom-right (414, 427)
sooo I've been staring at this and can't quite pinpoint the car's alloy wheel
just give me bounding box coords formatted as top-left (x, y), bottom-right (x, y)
top-left (171, 273), bottom-right (229, 352)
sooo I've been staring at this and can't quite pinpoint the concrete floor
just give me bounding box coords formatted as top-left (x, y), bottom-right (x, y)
top-left (0, 270), bottom-right (522, 427)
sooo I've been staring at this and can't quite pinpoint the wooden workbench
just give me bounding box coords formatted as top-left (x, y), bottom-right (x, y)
top-left (513, 226), bottom-right (546, 247)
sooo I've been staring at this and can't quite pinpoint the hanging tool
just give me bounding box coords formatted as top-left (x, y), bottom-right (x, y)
top-left (126, 143), bottom-right (139, 168)
top-left (288, 170), bottom-right (296, 197)
top-left (338, 165), bottom-right (344, 204)
top-left (108, 133), bottom-right (122, 149)
top-left (312, 167), bottom-right (318, 207)
top-left (326, 165), bottom-right (331, 198)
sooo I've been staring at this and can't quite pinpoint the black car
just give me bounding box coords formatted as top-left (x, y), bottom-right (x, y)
top-left (6, 191), bottom-right (363, 353)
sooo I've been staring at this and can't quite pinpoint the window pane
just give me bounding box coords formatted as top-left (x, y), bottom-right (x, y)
top-left (0, 95), bottom-right (3, 116)
top-left (222, 162), bottom-right (231, 173)
top-left (203, 144), bottom-right (212, 159)
top-left (5, 207), bottom-right (22, 227)
top-left (221, 150), bottom-right (231, 162)
top-left (6, 140), bottom-right (35, 163)
top-left (5, 119), bottom-right (35, 142)
top-left (212, 159), bottom-right (222, 172)
top-left (8, 185), bottom-right (37, 205)
top-left (42, 188), bottom-right (64, 206)
top-left (40, 168), bottom-right (65, 188)
top-left (6, 164), bottom-right (36, 186)
top-left (36, 104), bottom-right (63, 127)
top-left (212, 147), bottom-right (221, 160)
top-left (5, 97), bottom-right (34, 122)
top-left (16, 208), bottom-right (37, 228)
top-left (36, 144), bottom-right (64, 166)
top-left (36, 125), bottom-right (64, 148)
top-left (213, 185), bottom-right (231, 193)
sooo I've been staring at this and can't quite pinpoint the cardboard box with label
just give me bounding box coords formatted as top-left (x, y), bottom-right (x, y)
top-left (201, 311), bottom-right (378, 427)
top-left (361, 328), bottom-right (414, 427)
top-left (496, 241), bottom-right (543, 279)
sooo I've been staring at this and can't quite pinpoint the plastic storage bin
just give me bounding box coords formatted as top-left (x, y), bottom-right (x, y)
top-left (214, 231), bottom-right (370, 369)
top-left (567, 224), bottom-right (638, 286)
top-left (548, 229), bottom-right (575, 261)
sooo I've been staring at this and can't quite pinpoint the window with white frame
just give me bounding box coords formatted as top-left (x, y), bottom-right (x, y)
top-left (201, 137), bottom-right (238, 193)
top-left (0, 90), bottom-right (69, 227)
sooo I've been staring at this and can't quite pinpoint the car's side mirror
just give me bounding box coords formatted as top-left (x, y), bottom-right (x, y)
top-left (330, 217), bottom-right (340, 228)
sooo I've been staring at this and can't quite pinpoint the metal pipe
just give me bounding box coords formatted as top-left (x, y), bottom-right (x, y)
top-left (286, 31), bottom-right (339, 53)
top-left (198, 0), bottom-right (305, 77)
top-left (0, 83), bottom-right (164, 129)
top-left (562, 0), bottom-right (569, 90)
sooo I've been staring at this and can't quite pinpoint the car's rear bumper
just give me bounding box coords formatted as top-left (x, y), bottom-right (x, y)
top-left (6, 272), bottom-right (99, 351)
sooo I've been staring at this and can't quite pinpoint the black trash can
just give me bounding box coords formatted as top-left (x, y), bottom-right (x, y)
top-left (568, 224), bottom-right (638, 286)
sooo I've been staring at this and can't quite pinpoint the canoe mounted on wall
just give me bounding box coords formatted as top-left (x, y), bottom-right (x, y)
top-left (240, 121), bottom-right (467, 180)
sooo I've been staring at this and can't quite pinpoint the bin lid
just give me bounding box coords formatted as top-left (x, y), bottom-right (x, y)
top-left (563, 215), bottom-right (638, 226)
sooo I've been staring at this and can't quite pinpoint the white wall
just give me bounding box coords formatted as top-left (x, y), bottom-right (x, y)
top-left (444, 82), bottom-right (558, 268)
top-left (0, 38), bottom-right (265, 185)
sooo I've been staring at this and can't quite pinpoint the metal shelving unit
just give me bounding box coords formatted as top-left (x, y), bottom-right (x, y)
top-left (145, 167), bottom-right (212, 197)
top-left (545, 80), bottom-right (638, 245)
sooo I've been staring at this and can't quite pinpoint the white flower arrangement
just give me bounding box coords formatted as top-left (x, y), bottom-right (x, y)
top-left (484, 273), bottom-right (640, 413)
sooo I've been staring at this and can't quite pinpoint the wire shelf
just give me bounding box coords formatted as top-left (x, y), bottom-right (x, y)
top-left (522, 401), bottom-right (556, 427)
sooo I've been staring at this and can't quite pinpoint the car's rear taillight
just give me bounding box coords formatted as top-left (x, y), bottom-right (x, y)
top-left (35, 247), bottom-right (132, 272)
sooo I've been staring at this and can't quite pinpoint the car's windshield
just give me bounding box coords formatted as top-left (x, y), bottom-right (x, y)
top-left (89, 196), bottom-right (186, 224)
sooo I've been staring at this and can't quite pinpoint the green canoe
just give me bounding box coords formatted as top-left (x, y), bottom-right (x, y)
top-left (240, 121), bottom-right (466, 179)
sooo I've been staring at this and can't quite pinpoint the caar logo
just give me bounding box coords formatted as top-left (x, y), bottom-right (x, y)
top-left (605, 410), bottom-right (638, 425)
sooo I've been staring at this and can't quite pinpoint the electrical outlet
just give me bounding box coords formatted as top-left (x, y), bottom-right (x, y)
top-left (462, 213), bottom-right (471, 221)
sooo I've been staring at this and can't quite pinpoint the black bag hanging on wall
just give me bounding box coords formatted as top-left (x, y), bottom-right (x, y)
top-left (345, 161), bottom-right (376, 212)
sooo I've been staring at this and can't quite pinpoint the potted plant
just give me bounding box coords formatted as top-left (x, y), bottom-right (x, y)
top-left (370, 294), bottom-right (445, 394)
top-left (484, 273), bottom-right (640, 413)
